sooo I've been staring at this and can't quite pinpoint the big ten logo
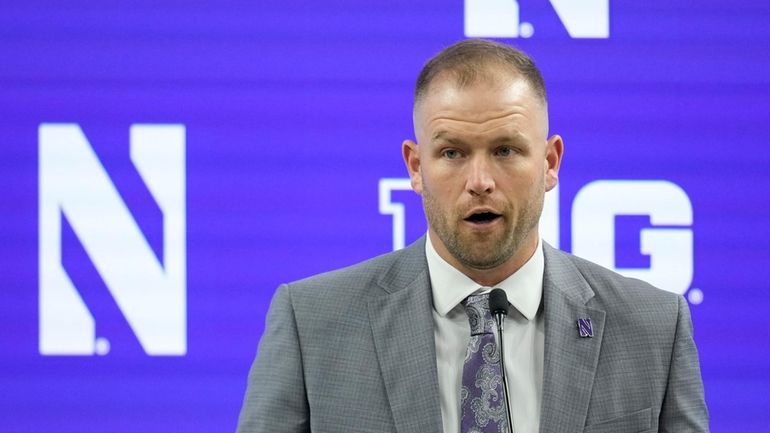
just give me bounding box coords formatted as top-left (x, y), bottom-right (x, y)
top-left (465, 0), bottom-right (609, 39)
top-left (380, 179), bottom-right (698, 299)
top-left (39, 123), bottom-right (186, 356)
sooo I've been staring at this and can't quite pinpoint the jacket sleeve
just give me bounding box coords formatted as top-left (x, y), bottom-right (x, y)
top-left (236, 284), bottom-right (310, 433)
top-left (659, 295), bottom-right (710, 432)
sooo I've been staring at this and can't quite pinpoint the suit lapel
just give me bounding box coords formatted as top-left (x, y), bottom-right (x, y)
top-left (368, 238), bottom-right (443, 433)
top-left (539, 244), bottom-right (606, 433)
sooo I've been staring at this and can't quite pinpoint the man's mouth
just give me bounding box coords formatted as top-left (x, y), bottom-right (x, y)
top-left (464, 211), bottom-right (502, 225)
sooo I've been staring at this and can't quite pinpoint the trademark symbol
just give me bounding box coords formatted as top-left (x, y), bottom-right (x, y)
top-left (687, 288), bottom-right (704, 305)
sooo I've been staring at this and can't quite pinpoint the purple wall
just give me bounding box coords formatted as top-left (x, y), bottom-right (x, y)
top-left (1, 1), bottom-right (768, 431)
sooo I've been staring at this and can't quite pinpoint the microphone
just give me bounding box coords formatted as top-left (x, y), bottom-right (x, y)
top-left (489, 288), bottom-right (509, 320)
top-left (489, 288), bottom-right (513, 433)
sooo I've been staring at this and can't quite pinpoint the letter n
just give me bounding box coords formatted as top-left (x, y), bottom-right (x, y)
top-left (39, 123), bottom-right (186, 355)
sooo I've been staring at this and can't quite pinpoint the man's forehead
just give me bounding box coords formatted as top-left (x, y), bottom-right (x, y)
top-left (412, 71), bottom-right (549, 139)
top-left (416, 76), bottom-right (542, 118)
top-left (415, 72), bottom-right (542, 115)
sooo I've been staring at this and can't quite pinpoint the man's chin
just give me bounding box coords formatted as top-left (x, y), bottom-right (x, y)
top-left (462, 260), bottom-right (506, 271)
top-left (452, 246), bottom-right (510, 271)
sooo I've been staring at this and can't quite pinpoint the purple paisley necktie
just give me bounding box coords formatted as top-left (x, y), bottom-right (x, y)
top-left (460, 293), bottom-right (509, 433)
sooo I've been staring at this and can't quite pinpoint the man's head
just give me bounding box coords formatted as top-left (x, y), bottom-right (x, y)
top-left (414, 39), bottom-right (547, 112)
top-left (403, 39), bottom-right (563, 286)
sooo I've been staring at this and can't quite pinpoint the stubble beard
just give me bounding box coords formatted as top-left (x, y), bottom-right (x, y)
top-left (422, 184), bottom-right (544, 272)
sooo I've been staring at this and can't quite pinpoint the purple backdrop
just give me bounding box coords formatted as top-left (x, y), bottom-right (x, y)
top-left (1, 1), bottom-right (769, 432)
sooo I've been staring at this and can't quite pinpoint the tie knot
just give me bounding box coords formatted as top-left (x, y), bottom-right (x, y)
top-left (462, 293), bottom-right (494, 336)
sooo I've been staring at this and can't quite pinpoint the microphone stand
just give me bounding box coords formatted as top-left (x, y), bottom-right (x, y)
top-left (489, 288), bottom-right (513, 433)
top-left (495, 311), bottom-right (514, 433)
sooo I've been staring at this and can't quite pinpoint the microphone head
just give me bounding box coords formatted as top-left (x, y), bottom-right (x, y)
top-left (488, 288), bottom-right (509, 316)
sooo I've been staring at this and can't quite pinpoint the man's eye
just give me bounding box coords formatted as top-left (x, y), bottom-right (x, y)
top-left (442, 149), bottom-right (460, 159)
top-left (496, 146), bottom-right (515, 157)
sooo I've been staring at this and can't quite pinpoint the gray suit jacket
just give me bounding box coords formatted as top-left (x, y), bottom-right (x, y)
top-left (237, 238), bottom-right (708, 433)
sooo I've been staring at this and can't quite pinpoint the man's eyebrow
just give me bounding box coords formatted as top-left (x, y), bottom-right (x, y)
top-left (431, 131), bottom-right (464, 145)
top-left (491, 134), bottom-right (528, 146)
top-left (431, 131), bottom-right (529, 146)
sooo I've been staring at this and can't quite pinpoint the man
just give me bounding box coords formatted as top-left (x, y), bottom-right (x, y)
top-left (236, 39), bottom-right (709, 433)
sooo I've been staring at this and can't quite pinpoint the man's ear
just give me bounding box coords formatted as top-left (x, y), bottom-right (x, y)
top-left (544, 135), bottom-right (564, 192)
top-left (402, 139), bottom-right (423, 194)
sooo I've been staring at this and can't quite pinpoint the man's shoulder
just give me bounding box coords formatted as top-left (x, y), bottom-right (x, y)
top-left (282, 237), bottom-right (428, 302)
top-left (545, 245), bottom-right (687, 352)
top-left (545, 245), bottom-right (682, 312)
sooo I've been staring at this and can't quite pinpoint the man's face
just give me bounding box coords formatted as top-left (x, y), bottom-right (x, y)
top-left (403, 72), bottom-right (563, 283)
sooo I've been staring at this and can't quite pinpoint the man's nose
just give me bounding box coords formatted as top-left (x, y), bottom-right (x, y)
top-left (466, 156), bottom-right (495, 196)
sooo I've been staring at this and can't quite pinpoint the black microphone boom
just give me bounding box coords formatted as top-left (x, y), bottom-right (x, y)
top-left (489, 288), bottom-right (513, 433)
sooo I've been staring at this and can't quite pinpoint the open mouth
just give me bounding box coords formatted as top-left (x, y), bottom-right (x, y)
top-left (464, 211), bottom-right (502, 225)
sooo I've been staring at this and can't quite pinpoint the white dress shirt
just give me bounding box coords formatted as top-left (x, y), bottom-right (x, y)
top-left (426, 233), bottom-right (545, 433)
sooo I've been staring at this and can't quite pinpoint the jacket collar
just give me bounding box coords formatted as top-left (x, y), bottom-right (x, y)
top-left (539, 243), bottom-right (606, 433)
top-left (368, 237), bottom-right (444, 433)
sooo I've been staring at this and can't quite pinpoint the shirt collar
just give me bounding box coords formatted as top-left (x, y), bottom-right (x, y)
top-left (426, 232), bottom-right (544, 321)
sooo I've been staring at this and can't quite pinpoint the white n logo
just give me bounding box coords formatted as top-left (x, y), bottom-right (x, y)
top-left (39, 124), bottom-right (186, 356)
top-left (464, 0), bottom-right (609, 38)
